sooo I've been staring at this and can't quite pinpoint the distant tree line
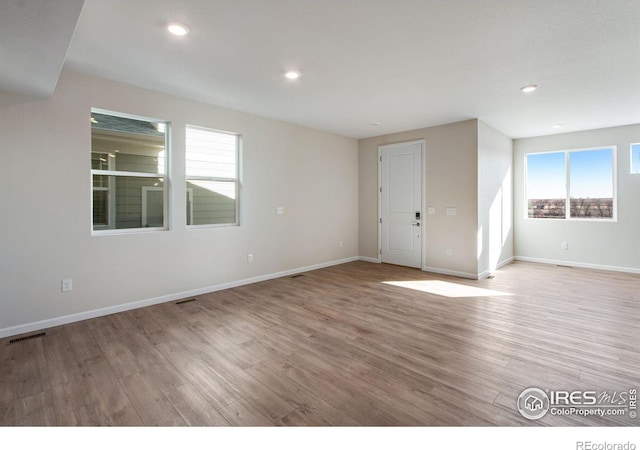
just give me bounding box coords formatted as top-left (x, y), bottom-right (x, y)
top-left (528, 198), bottom-right (613, 219)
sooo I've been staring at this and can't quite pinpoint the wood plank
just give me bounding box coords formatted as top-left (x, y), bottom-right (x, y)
top-left (118, 371), bottom-right (186, 426)
top-left (155, 341), bottom-right (242, 411)
top-left (337, 394), bottom-right (409, 426)
top-left (13, 337), bottom-right (49, 401)
top-left (0, 342), bottom-right (16, 408)
top-left (274, 410), bottom-right (313, 426)
top-left (218, 398), bottom-right (272, 426)
top-left (245, 362), bottom-right (360, 426)
top-left (65, 321), bottom-right (103, 362)
top-left (276, 360), bottom-right (355, 409)
top-left (79, 355), bottom-right (141, 425)
top-left (200, 355), bottom-right (296, 423)
top-left (164, 384), bottom-right (230, 426)
top-left (14, 392), bottom-right (56, 426)
top-left (0, 404), bottom-right (15, 426)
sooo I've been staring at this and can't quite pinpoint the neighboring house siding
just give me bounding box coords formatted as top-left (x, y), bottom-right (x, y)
top-left (188, 182), bottom-right (236, 225)
top-left (115, 153), bottom-right (163, 229)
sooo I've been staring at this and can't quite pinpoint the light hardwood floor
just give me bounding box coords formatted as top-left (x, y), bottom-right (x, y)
top-left (1, 261), bottom-right (639, 426)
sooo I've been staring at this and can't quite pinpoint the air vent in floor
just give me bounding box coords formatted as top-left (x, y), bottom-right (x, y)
top-left (9, 332), bottom-right (46, 344)
top-left (175, 298), bottom-right (198, 305)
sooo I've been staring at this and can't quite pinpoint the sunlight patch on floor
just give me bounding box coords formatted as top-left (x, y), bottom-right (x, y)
top-left (382, 280), bottom-right (512, 298)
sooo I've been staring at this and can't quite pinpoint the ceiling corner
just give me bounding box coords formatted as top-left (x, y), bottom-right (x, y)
top-left (0, 0), bottom-right (85, 98)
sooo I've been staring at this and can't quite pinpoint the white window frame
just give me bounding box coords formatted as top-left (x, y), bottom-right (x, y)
top-left (524, 146), bottom-right (617, 222)
top-left (185, 124), bottom-right (241, 228)
top-left (91, 108), bottom-right (170, 235)
top-left (91, 152), bottom-right (116, 230)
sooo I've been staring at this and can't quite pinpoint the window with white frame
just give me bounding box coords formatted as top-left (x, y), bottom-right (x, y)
top-left (631, 143), bottom-right (640, 174)
top-left (525, 146), bottom-right (616, 220)
top-left (91, 110), bottom-right (169, 232)
top-left (185, 125), bottom-right (240, 226)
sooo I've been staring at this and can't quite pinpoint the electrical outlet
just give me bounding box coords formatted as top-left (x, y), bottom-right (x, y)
top-left (61, 279), bottom-right (73, 292)
top-left (561, 242), bottom-right (569, 250)
top-left (247, 254), bottom-right (254, 263)
top-left (339, 241), bottom-right (343, 248)
top-left (276, 207), bottom-right (284, 215)
top-left (446, 249), bottom-right (453, 257)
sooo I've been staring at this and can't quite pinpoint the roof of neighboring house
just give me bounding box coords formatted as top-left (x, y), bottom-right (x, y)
top-left (91, 112), bottom-right (164, 138)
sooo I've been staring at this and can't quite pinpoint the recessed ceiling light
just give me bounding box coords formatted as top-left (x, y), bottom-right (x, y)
top-left (521, 84), bottom-right (538, 94)
top-left (167, 23), bottom-right (190, 36)
top-left (285, 71), bottom-right (301, 80)
top-left (552, 123), bottom-right (564, 129)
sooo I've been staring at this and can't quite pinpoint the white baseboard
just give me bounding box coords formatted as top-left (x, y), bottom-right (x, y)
top-left (494, 256), bottom-right (515, 272)
top-left (477, 270), bottom-right (492, 280)
top-left (0, 256), bottom-right (360, 339)
top-left (421, 266), bottom-right (480, 280)
top-left (359, 256), bottom-right (381, 263)
top-left (514, 256), bottom-right (640, 275)
top-left (363, 256), bottom-right (515, 280)
top-left (479, 256), bottom-right (516, 279)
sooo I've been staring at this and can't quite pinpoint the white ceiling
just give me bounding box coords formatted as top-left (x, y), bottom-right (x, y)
top-left (2, 0), bottom-right (639, 139)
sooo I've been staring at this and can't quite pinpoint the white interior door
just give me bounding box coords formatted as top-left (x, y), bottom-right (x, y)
top-left (379, 141), bottom-right (423, 268)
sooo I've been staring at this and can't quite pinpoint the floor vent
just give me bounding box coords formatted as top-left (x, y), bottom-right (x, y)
top-left (9, 332), bottom-right (46, 344)
top-left (290, 274), bottom-right (304, 279)
top-left (176, 298), bottom-right (197, 305)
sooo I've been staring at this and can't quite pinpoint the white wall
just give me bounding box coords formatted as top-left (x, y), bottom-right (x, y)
top-left (513, 124), bottom-right (640, 272)
top-left (358, 120), bottom-right (481, 278)
top-left (478, 121), bottom-right (513, 276)
top-left (0, 70), bottom-right (359, 337)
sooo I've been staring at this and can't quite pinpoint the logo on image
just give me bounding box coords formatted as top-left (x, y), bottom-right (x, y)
top-left (517, 387), bottom-right (637, 420)
top-left (517, 387), bottom-right (550, 420)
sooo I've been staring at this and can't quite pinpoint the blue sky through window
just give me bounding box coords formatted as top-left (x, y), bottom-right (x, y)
top-left (569, 148), bottom-right (613, 198)
top-left (526, 152), bottom-right (565, 199)
top-left (527, 148), bottom-right (614, 200)
top-left (632, 143), bottom-right (640, 174)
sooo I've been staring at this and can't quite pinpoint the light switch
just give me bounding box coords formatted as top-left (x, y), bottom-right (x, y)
top-left (276, 207), bottom-right (284, 215)
top-left (446, 207), bottom-right (457, 216)
top-left (427, 207), bottom-right (436, 215)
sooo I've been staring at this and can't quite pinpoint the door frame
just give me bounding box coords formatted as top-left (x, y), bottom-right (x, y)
top-left (378, 139), bottom-right (426, 268)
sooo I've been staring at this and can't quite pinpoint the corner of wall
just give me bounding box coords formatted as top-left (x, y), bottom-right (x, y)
top-left (477, 121), bottom-right (514, 275)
